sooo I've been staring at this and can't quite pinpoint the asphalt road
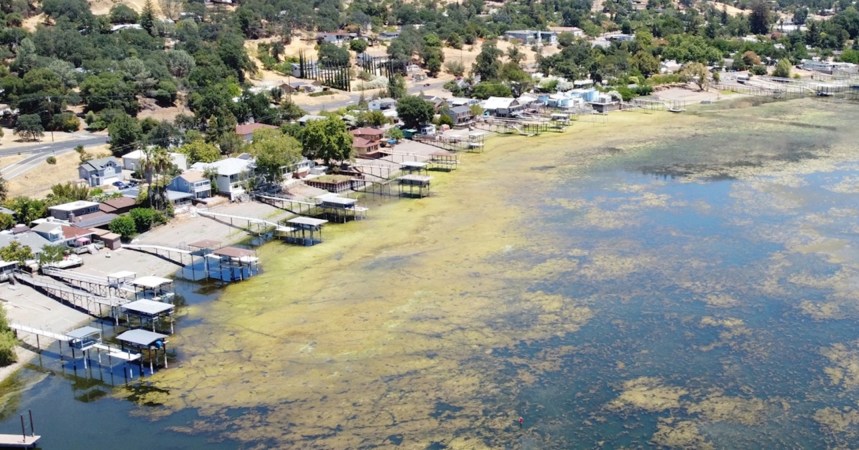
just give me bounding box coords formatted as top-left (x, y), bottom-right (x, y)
top-left (304, 79), bottom-right (450, 114)
top-left (0, 134), bottom-right (108, 179)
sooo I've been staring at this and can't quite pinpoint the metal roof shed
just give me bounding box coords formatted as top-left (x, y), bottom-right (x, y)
top-left (66, 326), bottom-right (101, 351)
top-left (284, 217), bottom-right (328, 246)
top-left (122, 299), bottom-right (176, 334)
top-left (116, 329), bottom-right (170, 374)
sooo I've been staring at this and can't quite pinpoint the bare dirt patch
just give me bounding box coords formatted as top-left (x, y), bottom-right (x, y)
top-left (8, 144), bottom-right (111, 198)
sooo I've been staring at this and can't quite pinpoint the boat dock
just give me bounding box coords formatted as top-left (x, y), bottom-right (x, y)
top-left (0, 434), bottom-right (40, 449)
top-left (12, 272), bottom-right (128, 320)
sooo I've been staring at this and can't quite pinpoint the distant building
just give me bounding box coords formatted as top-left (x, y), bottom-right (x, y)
top-left (378, 30), bottom-right (401, 40)
top-left (369, 97), bottom-right (397, 111)
top-left (235, 123), bottom-right (277, 142)
top-left (800, 59), bottom-right (858, 74)
top-left (503, 30), bottom-right (558, 45)
top-left (121, 150), bottom-right (188, 172)
top-left (291, 62), bottom-right (318, 78)
top-left (548, 26), bottom-right (584, 38)
top-left (351, 128), bottom-right (385, 158)
top-left (79, 157), bottom-right (122, 187)
top-left (297, 114), bottom-right (326, 126)
top-left (442, 105), bottom-right (474, 125)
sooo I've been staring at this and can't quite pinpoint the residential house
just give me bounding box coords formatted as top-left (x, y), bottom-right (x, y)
top-left (378, 30), bottom-right (401, 40)
top-left (279, 81), bottom-right (316, 94)
top-left (548, 26), bottom-right (584, 37)
top-left (350, 128), bottom-right (385, 158)
top-left (503, 30), bottom-right (558, 45)
top-left (442, 105), bottom-right (474, 125)
top-left (235, 123), bottom-right (277, 142)
top-left (422, 94), bottom-right (445, 112)
top-left (369, 98), bottom-right (397, 111)
top-left (121, 150), bottom-right (188, 171)
top-left (99, 197), bottom-right (137, 215)
top-left (297, 114), bottom-right (326, 126)
top-left (49, 201), bottom-right (100, 222)
top-left (79, 157), bottom-right (123, 187)
top-left (316, 32), bottom-right (359, 45)
top-left (169, 170), bottom-right (212, 199)
top-left (481, 97), bottom-right (525, 117)
top-left (31, 222), bottom-right (96, 247)
top-left (191, 158), bottom-right (254, 200)
top-left (0, 231), bottom-right (51, 257)
top-left (291, 61), bottom-right (318, 78)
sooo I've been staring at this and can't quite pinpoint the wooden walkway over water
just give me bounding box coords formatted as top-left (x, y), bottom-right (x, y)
top-left (12, 272), bottom-right (127, 320)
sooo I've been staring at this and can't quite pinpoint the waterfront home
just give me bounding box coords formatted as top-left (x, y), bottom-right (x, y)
top-left (46, 200), bottom-right (117, 227)
top-left (78, 157), bottom-right (123, 187)
top-left (442, 105), bottom-right (474, 125)
top-left (351, 128), bottom-right (385, 158)
top-left (169, 170), bottom-right (212, 199)
top-left (99, 197), bottom-right (137, 215)
top-left (369, 97), bottom-right (397, 111)
top-left (31, 222), bottom-right (97, 247)
top-left (121, 150), bottom-right (188, 171)
top-left (503, 30), bottom-right (558, 45)
top-left (0, 230), bottom-right (51, 256)
top-left (235, 123), bottom-right (277, 142)
top-left (481, 97), bottom-right (525, 117)
top-left (49, 200), bottom-right (100, 222)
top-left (191, 158), bottom-right (254, 201)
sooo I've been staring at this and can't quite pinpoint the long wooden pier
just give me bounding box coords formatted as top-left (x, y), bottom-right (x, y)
top-left (122, 243), bottom-right (194, 266)
top-left (40, 267), bottom-right (128, 297)
top-left (196, 209), bottom-right (293, 234)
top-left (9, 323), bottom-right (141, 362)
top-left (12, 273), bottom-right (127, 319)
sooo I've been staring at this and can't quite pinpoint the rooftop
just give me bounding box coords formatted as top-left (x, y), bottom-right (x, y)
top-left (352, 127), bottom-right (385, 136)
top-left (179, 170), bottom-right (207, 183)
top-left (122, 299), bottom-right (175, 316)
top-left (80, 156), bottom-right (119, 171)
top-left (49, 200), bottom-right (99, 212)
top-left (116, 329), bottom-right (168, 347)
top-left (236, 123), bottom-right (277, 136)
top-left (213, 246), bottom-right (256, 259)
top-left (66, 326), bottom-right (101, 340)
top-left (288, 217), bottom-right (328, 227)
top-left (132, 275), bottom-right (173, 289)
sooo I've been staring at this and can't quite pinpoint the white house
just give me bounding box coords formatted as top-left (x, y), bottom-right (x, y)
top-left (369, 98), bottom-right (397, 111)
top-left (191, 158), bottom-right (254, 201)
top-left (122, 150), bottom-right (188, 172)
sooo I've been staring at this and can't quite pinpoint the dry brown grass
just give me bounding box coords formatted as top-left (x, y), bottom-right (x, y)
top-left (8, 144), bottom-right (111, 198)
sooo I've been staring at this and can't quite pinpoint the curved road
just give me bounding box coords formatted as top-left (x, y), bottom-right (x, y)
top-left (305, 79), bottom-right (450, 114)
top-left (0, 134), bottom-right (109, 179)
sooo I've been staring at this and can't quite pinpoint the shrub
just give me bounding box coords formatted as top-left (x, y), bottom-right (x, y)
top-left (0, 330), bottom-right (16, 366)
top-left (46, 156), bottom-right (57, 164)
top-left (109, 215), bottom-right (136, 240)
top-left (750, 65), bottom-right (768, 76)
top-left (129, 207), bottom-right (166, 233)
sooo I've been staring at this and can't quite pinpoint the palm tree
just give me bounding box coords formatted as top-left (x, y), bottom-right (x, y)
top-left (142, 147), bottom-right (175, 211)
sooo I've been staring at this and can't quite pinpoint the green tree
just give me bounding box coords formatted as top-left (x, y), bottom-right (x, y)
top-left (80, 72), bottom-right (137, 115)
top-left (38, 244), bottom-right (67, 268)
top-left (248, 129), bottom-right (302, 184)
top-left (4, 197), bottom-right (46, 224)
top-left (388, 74), bottom-right (407, 99)
top-left (680, 62), bottom-right (709, 91)
top-left (129, 207), bottom-right (165, 232)
top-left (46, 182), bottom-right (90, 206)
top-left (300, 116), bottom-right (354, 165)
top-left (108, 114), bottom-right (142, 155)
top-left (445, 60), bottom-right (465, 77)
top-left (472, 82), bottom-right (513, 99)
top-left (358, 111), bottom-right (387, 127)
top-left (386, 127), bottom-right (404, 142)
top-left (749, 0), bottom-right (771, 35)
top-left (0, 214), bottom-right (14, 230)
top-left (473, 41), bottom-right (503, 81)
top-left (0, 306), bottom-right (16, 366)
top-left (396, 95), bottom-right (434, 129)
top-left (140, 0), bottom-right (156, 34)
top-left (14, 114), bottom-right (44, 142)
top-left (177, 140), bottom-right (220, 164)
top-left (350, 39), bottom-right (368, 54)
top-left (0, 174), bottom-right (6, 203)
top-left (0, 241), bottom-right (32, 266)
top-left (109, 215), bottom-right (136, 240)
top-left (773, 58), bottom-right (792, 78)
top-left (109, 3), bottom-right (139, 23)
top-left (318, 43), bottom-right (350, 67)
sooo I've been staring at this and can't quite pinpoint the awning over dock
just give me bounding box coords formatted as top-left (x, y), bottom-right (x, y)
top-left (116, 329), bottom-right (168, 348)
top-left (132, 276), bottom-right (172, 289)
top-left (288, 217), bottom-right (328, 229)
top-left (122, 299), bottom-right (175, 317)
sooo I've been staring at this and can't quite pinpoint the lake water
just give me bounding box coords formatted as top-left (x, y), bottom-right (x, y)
top-left (2, 97), bottom-right (859, 449)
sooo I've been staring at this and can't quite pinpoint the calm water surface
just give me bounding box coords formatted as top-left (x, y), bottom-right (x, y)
top-left (2, 98), bottom-right (859, 448)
